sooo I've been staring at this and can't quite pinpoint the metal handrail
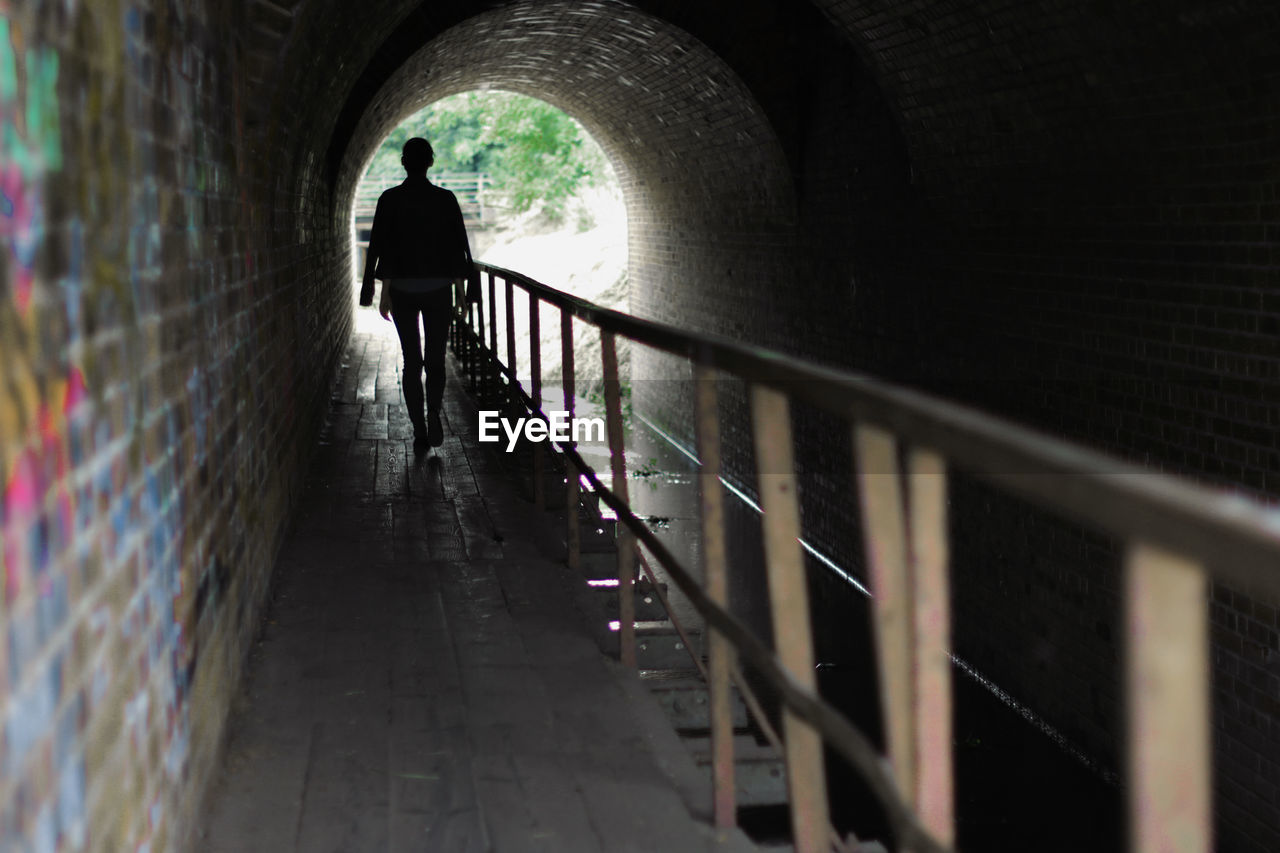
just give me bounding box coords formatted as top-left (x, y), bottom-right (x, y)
top-left (470, 262), bottom-right (1280, 591)
top-left (353, 172), bottom-right (491, 225)
top-left (448, 259), bottom-right (1268, 853)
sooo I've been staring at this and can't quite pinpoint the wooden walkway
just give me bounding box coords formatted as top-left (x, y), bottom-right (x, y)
top-left (195, 311), bottom-right (759, 852)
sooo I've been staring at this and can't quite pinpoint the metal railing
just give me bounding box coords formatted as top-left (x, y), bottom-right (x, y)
top-left (447, 260), bottom-right (1280, 853)
top-left (353, 171), bottom-right (491, 227)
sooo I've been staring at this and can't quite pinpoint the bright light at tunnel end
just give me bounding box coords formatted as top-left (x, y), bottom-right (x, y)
top-left (477, 410), bottom-right (606, 452)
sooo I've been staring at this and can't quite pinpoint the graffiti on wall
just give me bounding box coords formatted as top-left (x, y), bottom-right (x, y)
top-left (0, 9), bottom-right (91, 851)
top-left (0, 1), bottom-right (230, 848)
top-left (0, 0), bottom-right (327, 843)
top-left (0, 15), bottom-right (61, 315)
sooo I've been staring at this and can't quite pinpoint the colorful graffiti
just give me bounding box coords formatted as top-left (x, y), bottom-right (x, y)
top-left (0, 15), bottom-right (61, 315)
top-left (1, 0), bottom-right (325, 847)
top-left (1, 11), bottom-right (87, 852)
top-left (2, 367), bottom-right (83, 603)
top-left (1, 4), bottom-right (197, 850)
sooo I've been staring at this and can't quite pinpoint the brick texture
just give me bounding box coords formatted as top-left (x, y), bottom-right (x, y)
top-left (0, 1), bottom-right (349, 849)
top-left (5, 0), bottom-right (1280, 850)
top-left (802, 4), bottom-right (1280, 851)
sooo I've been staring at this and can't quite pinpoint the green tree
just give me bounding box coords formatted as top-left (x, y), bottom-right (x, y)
top-left (364, 91), bottom-right (608, 222)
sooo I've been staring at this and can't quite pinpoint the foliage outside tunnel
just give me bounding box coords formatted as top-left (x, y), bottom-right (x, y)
top-left (13, 0), bottom-right (1279, 850)
top-left (363, 90), bottom-right (611, 224)
top-left (357, 90), bottom-right (630, 405)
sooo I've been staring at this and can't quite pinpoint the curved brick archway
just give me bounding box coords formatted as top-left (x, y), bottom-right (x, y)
top-left (336, 0), bottom-right (799, 349)
top-left (4, 2), bottom-right (1280, 851)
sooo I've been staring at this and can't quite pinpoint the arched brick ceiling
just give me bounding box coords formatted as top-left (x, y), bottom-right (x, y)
top-left (809, 0), bottom-right (1280, 202)
top-left (305, 0), bottom-right (801, 346)
top-left (334, 0), bottom-right (793, 228)
top-left (257, 0), bottom-right (1280, 233)
top-left (309, 0), bottom-right (843, 187)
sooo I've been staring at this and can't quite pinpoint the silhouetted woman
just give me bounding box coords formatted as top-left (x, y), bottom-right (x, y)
top-left (360, 137), bottom-right (473, 449)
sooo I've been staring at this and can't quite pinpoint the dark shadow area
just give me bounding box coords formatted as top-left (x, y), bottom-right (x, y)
top-left (618, 416), bottom-right (1126, 851)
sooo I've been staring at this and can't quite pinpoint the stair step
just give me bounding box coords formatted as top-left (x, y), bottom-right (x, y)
top-left (578, 489), bottom-right (601, 516)
top-left (576, 550), bottom-right (620, 579)
top-left (587, 578), bottom-right (669, 621)
top-left (636, 629), bottom-right (702, 670)
top-left (563, 522), bottom-right (617, 555)
top-left (647, 678), bottom-right (749, 730)
top-left (513, 467), bottom-right (569, 508)
top-left (685, 739), bottom-right (787, 808)
top-left (681, 733), bottom-right (787, 807)
top-left (685, 733), bottom-right (777, 764)
top-left (598, 627), bottom-right (702, 670)
top-left (719, 757), bottom-right (788, 807)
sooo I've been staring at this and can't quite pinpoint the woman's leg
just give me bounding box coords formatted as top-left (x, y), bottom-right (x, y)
top-left (422, 288), bottom-right (453, 445)
top-left (391, 291), bottom-right (428, 440)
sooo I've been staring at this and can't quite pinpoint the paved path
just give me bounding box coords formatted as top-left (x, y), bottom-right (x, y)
top-left (196, 311), bottom-right (758, 853)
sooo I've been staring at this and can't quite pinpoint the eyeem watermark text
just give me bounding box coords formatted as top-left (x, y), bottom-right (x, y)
top-left (478, 411), bottom-right (606, 452)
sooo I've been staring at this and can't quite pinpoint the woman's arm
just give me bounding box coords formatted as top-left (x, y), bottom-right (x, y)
top-left (360, 195), bottom-right (386, 305)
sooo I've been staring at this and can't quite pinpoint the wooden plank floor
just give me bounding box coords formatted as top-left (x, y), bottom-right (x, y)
top-left (196, 311), bottom-right (758, 853)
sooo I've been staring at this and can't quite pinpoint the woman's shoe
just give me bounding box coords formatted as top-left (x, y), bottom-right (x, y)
top-left (427, 412), bottom-right (444, 447)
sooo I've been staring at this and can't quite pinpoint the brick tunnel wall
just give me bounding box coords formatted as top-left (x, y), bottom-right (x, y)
top-left (0, 2), bottom-right (352, 848)
top-left (456, 4), bottom-right (1280, 851)
top-left (4, 0), bottom-right (1280, 850)
top-left (804, 4), bottom-right (1280, 851)
top-left (332, 3), bottom-right (1280, 851)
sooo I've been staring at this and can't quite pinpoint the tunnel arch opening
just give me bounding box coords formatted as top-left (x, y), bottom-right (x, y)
top-left (349, 87), bottom-right (629, 391)
top-left (333, 0), bottom-right (799, 352)
top-left (351, 88), bottom-right (625, 297)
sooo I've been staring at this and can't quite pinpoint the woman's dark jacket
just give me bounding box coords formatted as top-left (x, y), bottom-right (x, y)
top-left (363, 176), bottom-right (472, 283)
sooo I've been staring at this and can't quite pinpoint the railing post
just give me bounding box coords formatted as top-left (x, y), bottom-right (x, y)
top-left (487, 270), bottom-right (497, 399)
top-left (562, 310), bottom-right (580, 572)
top-left (467, 281), bottom-right (480, 392)
top-left (854, 425), bottom-right (916, 801)
top-left (695, 364), bottom-right (736, 830)
top-left (601, 330), bottom-right (636, 669)
top-left (505, 275), bottom-right (517, 398)
top-left (456, 281), bottom-right (466, 357)
top-left (1126, 542), bottom-right (1210, 853)
top-left (856, 430), bottom-right (955, 844)
top-left (461, 282), bottom-right (476, 388)
top-left (749, 384), bottom-right (828, 853)
top-left (472, 277), bottom-right (486, 395)
top-left (907, 449), bottom-right (953, 845)
top-left (530, 290), bottom-right (545, 510)
top-left (448, 282), bottom-right (458, 352)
